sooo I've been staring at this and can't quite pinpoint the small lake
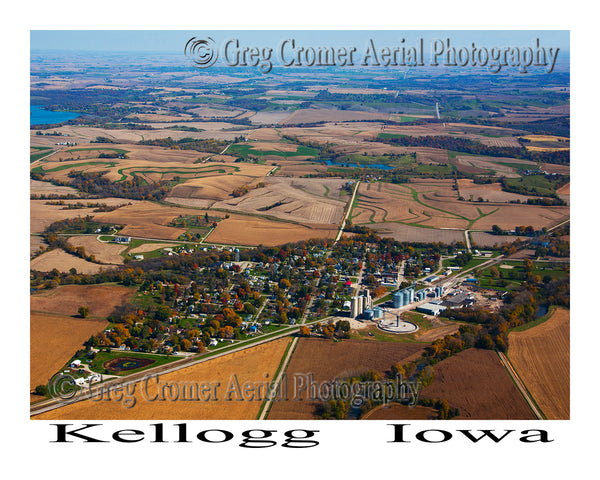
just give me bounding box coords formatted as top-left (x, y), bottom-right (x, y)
top-left (536, 304), bottom-right (549, 318)
top-left (30, 105), bottom-right (80, 126)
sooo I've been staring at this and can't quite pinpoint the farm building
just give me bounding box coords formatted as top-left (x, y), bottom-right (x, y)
top-left (425, 275), bottom-right (439, 283)
top-left (114, 236), bottom-right (131, 244)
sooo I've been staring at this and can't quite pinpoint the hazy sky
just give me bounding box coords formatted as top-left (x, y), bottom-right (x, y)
top-left (31, 30), bottom-right (569, 53)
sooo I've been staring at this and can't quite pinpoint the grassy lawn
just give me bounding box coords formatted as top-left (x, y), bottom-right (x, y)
top-left (84, 351), bottom-right (179, 376)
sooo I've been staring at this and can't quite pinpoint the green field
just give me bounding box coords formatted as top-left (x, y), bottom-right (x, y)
top-left (66, 147), bottom-right (130, 154)
top-left (502, 174), bottom-right (565, 196)
top-left (30, 148), bottom-right (54, 163)
top-left (86, 350), bottom-right (179, 376)
top-left (475, 260), bottom-right (568, 289)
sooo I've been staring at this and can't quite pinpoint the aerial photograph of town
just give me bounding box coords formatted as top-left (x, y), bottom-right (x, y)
top-left (29, 30), bottom-right (570, 422)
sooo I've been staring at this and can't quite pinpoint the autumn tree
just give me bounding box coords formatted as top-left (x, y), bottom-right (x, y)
top-left (78, 306), bottom-right (89, 318)
top-left (299, 326), bottom-right (311, 337)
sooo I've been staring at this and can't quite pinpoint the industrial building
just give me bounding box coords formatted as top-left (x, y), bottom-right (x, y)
top-left (442, 291), bottom-right (475, 309)
top-left (351, 289), bottom-right (373, 318)
top-left (416, 303), bottom-right (447, 316)
top-left (392, 286), bottom-right (415, 308)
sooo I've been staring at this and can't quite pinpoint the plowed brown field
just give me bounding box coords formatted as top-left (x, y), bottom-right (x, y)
top-left (206, 214), bottom-right (337, 246)
top-left (267, 338), bottom-right (426, 420)
top-left (508, 307), bottom-right (569, 419)
top-left (420, 348), bottom-right (535, 419)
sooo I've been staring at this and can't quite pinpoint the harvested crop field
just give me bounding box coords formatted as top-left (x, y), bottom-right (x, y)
top-left (92, 201), bottom-right (203, 240)
top-left (507, 307), bottom-right (569, 419)
top-left (420, 348), bottom-right (535, 419)
top-left (67, 236), bottom-right (126, 264)
top-left (166, 169), bottom-right (271, 203)
top-left (274, 162), bottom-right (327, 177)
top-left (362, 403), bottom-right (438, 420)
top-left (30, 249), bottom-right (111, 274)
top-left (452, 155), bottom-right (533, 178)
top-left (128, 242), bottom-right (178, 254)
top-left (470, 232), bottom-right (526, 247)
top-left (31, 284), bottom-right (137, 318)
top-left (30, 313), bottom-right (108, 392)
top-left (206, 214), bottom-right (337, 246)
top-left (30, 179), bottom-right (79, 196)
top-left (281, 108), bottom-right (389, 125)
top-left (33, 337), bottom-right (291, 420)
top-left (267, 338), bottom-right (426, 420)
top-left (30, 235), bottom-right (47, 256)
top-left (211, 177), bottom-right (347, 225)
top-left (457, 179), bottom-right (534, 203)
top-left (369, 223), bottom-right (466, 244)
top-left (30, 198), bottom-right (136, 233)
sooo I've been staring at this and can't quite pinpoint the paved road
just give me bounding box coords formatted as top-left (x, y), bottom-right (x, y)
top-left (335, 180), bottom-right (360, 243)
top-left (30, 147), bottom-right (61, 168)
top-left (257, 336), bottom-right (297, 420)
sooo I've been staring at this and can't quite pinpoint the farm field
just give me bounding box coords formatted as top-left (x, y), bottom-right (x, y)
top-left (32, 337), bottom-right (291, 420)
top-left (212, 177), bottom-right (347, 225)
top-left (30, 198), bottom-right (136, 233)
top-left (470, 231), bottom-right (526, 248)
top-left (166, 170), bottom-right (271, 204)
top-left (30, 235), bottom-right (47, 255)
top-left (281, 108), bottom-right (390, 125)
top-left (67, 236), bottom-right (126, 264)
top-left (35, 157), bottom-right (239, 184)
top-left (267, 338), bottom-right (426, 420)
top-left (31, 284), bottom-right (137, 318)
top-left (128, 242), bottom-right (178, 254)
top-left (369, 222), bottom-right (466, 244)
top-left (30, 179), bottom-right (79, 196)
top-left (353, 181), bottom-right (569, 233)
top-left (507, 307), bottom-right (570, 419)
top-left (206, 213), bottom-right (337, 246)
top-left (30, 249), bottom-right (111, 274)
top-left (30, 313), bottom-right (108, 394)
top-left (420, 348), bottom-right (536, 419)
top-left (30, 284), bottom-right (136, 393)
top-left (457, 179), bottom-right (535, 203)
top-left (92, 201), bottom-right (210, 240)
